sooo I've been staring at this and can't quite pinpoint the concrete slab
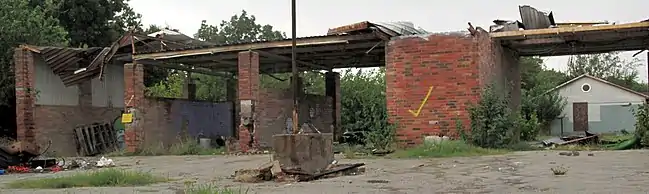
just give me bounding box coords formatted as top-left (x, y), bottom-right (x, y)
top-left (272, 133), bottom-right (334, 175)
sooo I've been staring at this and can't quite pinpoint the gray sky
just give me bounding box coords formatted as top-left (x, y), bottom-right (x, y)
top-left (130, 0), bottom-right (649, 82)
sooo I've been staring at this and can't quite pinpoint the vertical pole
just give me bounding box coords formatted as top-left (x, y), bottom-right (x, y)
top-left (291, 0), bottom-right (300, 134)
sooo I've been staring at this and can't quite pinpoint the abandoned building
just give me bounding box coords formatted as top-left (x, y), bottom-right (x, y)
top-left (12, 6), bottom-right (649, 155)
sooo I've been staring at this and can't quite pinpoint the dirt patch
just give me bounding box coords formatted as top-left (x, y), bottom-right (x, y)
top-left (1, 151), bottom-right (649, 193)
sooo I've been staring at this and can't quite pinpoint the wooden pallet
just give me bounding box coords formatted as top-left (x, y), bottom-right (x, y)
top-left (74, 122), bottom-right (118, 156)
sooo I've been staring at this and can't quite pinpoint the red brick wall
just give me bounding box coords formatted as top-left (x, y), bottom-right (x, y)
top-left (14, 48), bottom-right (36, 143)
top-left (386, 32), bottom-right (481, 146)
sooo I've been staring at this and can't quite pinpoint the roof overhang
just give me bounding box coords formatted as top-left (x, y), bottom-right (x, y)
top-left (491, 21), bottom-right (649, 56)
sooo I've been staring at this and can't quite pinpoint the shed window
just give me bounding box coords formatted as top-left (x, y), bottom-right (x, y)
top-left (581, 83), bottom-right (591, 92)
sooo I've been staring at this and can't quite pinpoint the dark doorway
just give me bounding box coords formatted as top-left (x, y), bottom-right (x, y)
top-left (572, 102), bottom-right (589, 132)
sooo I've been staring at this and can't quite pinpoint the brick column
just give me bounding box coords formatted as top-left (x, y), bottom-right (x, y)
top-left (237, 51), bottom-right (260, 152)
top-left (14, 48), bottom-right (36, 143)
top-left (325, 72), bottom-right (341, 141)
top-left (123, 63), bottom-right (145, 152)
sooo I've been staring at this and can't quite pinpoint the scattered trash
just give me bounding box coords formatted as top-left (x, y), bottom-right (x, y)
top-left (558, 151), bottom-right (580, 156)
top-left (0, 169), bottom-right (5, 175)
top-left (96, 157), bottom-right (115, 167)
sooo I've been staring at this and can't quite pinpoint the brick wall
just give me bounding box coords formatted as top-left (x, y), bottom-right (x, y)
top-left (386, 32), bottom-right (482, 146)
top-left (386, 31), bottom-right (520, 146)
top-left (14, 48), bottom-right (122, 156)
top-left (255, 87), bottom-right (333, 148)
top-left (139, 97), bottom-right (235, 149)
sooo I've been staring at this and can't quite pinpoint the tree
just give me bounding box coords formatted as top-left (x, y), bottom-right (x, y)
top-left (38, 0), bottom-right (142, 47)
top-left (0, 0), bottom-right (69, 137)
top-left (187, 10), bottom-right (286, 101)
top-left (567, 52), bottom-right (645, 92)
top-left (0, 0), bottom-right (69, 106)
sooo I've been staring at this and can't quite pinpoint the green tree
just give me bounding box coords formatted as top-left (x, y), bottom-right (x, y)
top-left (188, 10), bottom-right (286, 101)
top-left (35, 0), bottom-right (142, 47)
top-left (0, 0), bottom-right (68, 106)
top-left (567, 52), bottom-right (646, 92)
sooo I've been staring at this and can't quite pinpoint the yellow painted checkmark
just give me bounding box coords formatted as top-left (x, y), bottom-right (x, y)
top-left (408, 86), bottom-right (434, 117)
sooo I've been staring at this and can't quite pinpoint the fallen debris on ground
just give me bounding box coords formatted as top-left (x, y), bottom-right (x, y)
top-left (233, 160), bottom-right (365, 183)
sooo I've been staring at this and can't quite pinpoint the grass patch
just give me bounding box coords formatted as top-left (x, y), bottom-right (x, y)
top-left (390, 140), bottom-right (509, 159)
top-left (6, 169), bottom-right (166, 189)
top-left (184, 183), bottom-right (248, 194)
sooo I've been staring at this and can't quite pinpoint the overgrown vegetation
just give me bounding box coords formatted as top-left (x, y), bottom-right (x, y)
top-left (184, 183), bottom-right (248, 194)
top-left (633, 103), bottom-right (649, 146)
top-left (107, 137), bottom-right (225, 156)
top-left (6, 169), bottom-right (166, 189)
top-left (467, 85), bottom-right (516, 148)
top-left (391, 140), bottom-right (508, 158)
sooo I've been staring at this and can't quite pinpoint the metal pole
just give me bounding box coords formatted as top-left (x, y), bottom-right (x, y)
top-left (291, 0), bottom-right (300, 134)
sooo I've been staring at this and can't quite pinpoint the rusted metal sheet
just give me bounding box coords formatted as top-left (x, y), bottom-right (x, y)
top-left (327, 21), bottom-right (371, 35)
top-left (519, 5), bottom-right (556, 30)
top-left (327, 21), bottom-right (428, 37)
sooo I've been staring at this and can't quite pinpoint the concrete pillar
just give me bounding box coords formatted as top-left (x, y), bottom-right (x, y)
top-left (123, 63), bottom-right (145, 152)
top-left (182, 72), bottom-right (196, 100)
top-left (325, 72), bottom-right (341, 141)
top-left (13, 48), bottom-right (36, 143)
top-left (237, 51), bottom-right (260, 152)
top-left (273, 133), bottom-right (334, 175)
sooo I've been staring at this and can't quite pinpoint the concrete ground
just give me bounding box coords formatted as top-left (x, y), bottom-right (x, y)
top-left (1, 150), bottom-right (649, 194)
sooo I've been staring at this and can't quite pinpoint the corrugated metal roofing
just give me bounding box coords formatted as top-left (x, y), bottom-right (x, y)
top-left (133, 34), bottom-right (351, 54)
top-left (327, 21), bottom-right (429, 36)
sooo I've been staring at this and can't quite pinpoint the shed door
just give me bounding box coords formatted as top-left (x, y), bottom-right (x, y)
top-left (572, 102), bottom-right (589, 132)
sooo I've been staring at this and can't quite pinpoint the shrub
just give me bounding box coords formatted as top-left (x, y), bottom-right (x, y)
top-left (518, 112), bottom-right (541, 141)
top-left (633, 103), bottom-right (649, 146)
top-left (468, 84), bottom-right (515, 148)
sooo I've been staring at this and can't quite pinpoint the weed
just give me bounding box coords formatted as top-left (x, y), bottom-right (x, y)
top-left (551, 165), bottom-right (568, 175)
top-left (184, 183), bottom-right (248, 194)
top-left (106, 137), bottom-right (225, 157)
top-left (390, 140), bottom-right (508, 159)
top-left (6, 169), bottom-right (166, 189)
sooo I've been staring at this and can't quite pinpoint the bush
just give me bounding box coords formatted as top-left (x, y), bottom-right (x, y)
top-left (468, 85), bottom-right (515, 148)
top-left (363, 122), bottom-right (397, 151)
top-left (518, 112), bottom-right (541, 141)
top-left (633, 103), bottom-right (649, 146)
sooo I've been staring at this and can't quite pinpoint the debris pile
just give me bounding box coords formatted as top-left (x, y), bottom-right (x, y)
top-left (540, 131), bottom-right (599, 148)
top-left (233, 160), bottom-right (365, 183)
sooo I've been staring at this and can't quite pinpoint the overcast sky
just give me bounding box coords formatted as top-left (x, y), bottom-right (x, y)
top-left (130, 0), bottom-right (649, 82)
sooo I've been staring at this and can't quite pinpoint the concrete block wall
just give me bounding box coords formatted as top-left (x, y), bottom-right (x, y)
top-left (386, 30), bottom-right (519, 146)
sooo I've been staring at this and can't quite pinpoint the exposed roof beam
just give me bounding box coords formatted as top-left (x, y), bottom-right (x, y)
top-left (490, 21), bottom-right (649, 39)
top-left (137, 59), bottom-right (233, 78)
top-left (132, 34), bottom-right (379, 60)
top-left (255, 50), bottom-right (331, 70)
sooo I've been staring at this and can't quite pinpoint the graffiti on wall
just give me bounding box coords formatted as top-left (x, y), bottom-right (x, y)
top-left (408, 86), bottom-right (434, 117)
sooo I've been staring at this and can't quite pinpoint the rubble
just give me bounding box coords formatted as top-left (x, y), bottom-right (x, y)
top-left (233, 160), bottom-right (365, 183)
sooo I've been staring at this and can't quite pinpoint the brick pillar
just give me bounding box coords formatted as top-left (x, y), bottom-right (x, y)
top-left (237, 51), bottom-right (260, 152)
top-left (14, 48), bottom-right (36, 143)
top-left (123, 63), bottom-right (145, 152)
top-left (325, 72), bottom-right (341, 141)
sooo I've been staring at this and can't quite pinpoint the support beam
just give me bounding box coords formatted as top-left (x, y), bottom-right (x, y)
top-left (136, 59), bottom-right (233, 78)
top-left (132, 33), bottom-right (379, 60)
top-left (255, 50), bottom-right (331, 70)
